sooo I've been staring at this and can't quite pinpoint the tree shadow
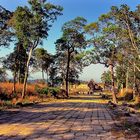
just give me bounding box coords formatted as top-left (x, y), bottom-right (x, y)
top-left (0, 95), bottom-right (117, 139)
top-left (0, 126), bottom-right (116, 140)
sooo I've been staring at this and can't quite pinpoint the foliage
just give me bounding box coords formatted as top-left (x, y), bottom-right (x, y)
top-left (101, 71), bottom-right (111, 85)
top-left (0, 1), bottom-right (139, 105)
top-left (35, 86), bottom-right (60, 98)
top-left (9, 0), bottom-right (63, 48)
top-left (33, 48), bottom-right (53, 81)
top-left (110, 5), bottom-right (140, 94)
top-left (49, 66), bottom-right (59, 86)
top-left (84, 4), bottom-right (140, 103)
top-left (0, 5), bottom-right (13, 46)
top-left (8, 0), bottom-right (63, 98)
top-left (2, 42), bottom-right (27, 83)
top-left (55, 17), bottom-right (87, 96)
top-left (0, 68), bottom-right (7, 82)
top-left (35, 86), bottom-right (49, 95)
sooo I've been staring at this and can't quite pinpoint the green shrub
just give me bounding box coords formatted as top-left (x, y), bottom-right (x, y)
top-left (35, 86), bottom-right (61, 98)
top-left (35, 86), bottom-right (49, 95)
top-left (42, 88), bottom-right (49, 95)
top-left (49, 87), bottom-right (60, 97)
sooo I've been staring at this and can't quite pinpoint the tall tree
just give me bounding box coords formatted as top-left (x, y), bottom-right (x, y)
top-left (110, 5), bottom-right (140, 98)
top-left (55, 17), bottom-right (87, 97)
top-left (3, 43), bottom-right (27, 92)
top-left (85, 4), bottom-right (140, 103)
top-left (34, 48), bottom-right (53, 82)
top-left (49, 64), bottom-right (59, 86)
top-left (85, 17), bottom-right (121, 103)
top-left (9, 0), bottom-right (63, 98)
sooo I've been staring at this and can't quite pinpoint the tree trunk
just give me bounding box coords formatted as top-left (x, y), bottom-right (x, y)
top-left (62, 77), bottom-right (66, 89)
top-left (17, 44), bottom-right (20, 84)
top-left (46, 70), bottom-right (49, 84)
top-left (22, 47), bottom-right (33, 99)
top-left (126, 67), bottom-right (129, 92)
top-left (110, 64), bottom-right (117, 104)
top-left (17, 69), bottom-right (20, 84)
top-left (125, 14), bottom-right (139, 54)
top-left (42, 68), bottom-right (45, 82)
top-left (133, 62), bottom-right (136, 99)
top-left (13, 70), bottom-right (16, 93)
top-left (65, 51), bottom-right (70, 98)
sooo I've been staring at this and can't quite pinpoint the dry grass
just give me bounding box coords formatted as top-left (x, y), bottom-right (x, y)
top-left (69, 84), bottom-right (89, 94)
top-left (118, 88), bottom-right (133, 97)
top-left (0, 82), bottom-right (48, 109)
top-left (0, 82), bottom-right (47, 95)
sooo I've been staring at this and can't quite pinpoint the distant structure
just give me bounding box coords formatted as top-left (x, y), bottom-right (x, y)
top-left (87, 79), bottom-right (103, 94)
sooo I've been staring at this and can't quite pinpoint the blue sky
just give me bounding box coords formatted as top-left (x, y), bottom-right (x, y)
top-left (0, 0), bottom-right (140, 82)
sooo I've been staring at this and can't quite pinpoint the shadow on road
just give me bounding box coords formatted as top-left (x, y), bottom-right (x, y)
top-left (0, 95), bottom-right (119, 140)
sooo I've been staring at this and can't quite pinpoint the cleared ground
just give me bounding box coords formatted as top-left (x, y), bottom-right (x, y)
top-left (0, 94), bottom-right (133, 140)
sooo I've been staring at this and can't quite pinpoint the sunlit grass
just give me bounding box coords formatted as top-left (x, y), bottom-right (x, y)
top-left (60, 95), bottom-right (110, 104)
